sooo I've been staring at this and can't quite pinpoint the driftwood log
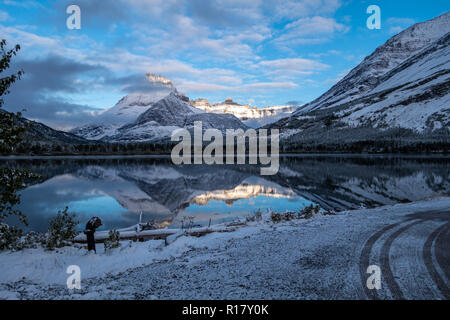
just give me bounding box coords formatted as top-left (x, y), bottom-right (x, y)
top-left (73, 223), bottom-right (238, 243)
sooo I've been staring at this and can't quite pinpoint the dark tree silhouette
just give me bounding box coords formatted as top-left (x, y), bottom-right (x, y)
top-left (0, 39), bottom-right (37, 230)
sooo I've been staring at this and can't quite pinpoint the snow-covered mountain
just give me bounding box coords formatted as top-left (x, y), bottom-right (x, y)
top-left (269, 12), bottom-right (450, 142)
top-left (294, 12), bottom-right (450, 116)
top-left (192, 98), bottom-right (297, 128)
top-left (70, 73), bottom-right (176, 140)
top-left (70, 76), bottom-right (248, 142)
top-left (337, 32), bottom-right (449, 131)
top-left (107, 92), bottom-right (247, 142)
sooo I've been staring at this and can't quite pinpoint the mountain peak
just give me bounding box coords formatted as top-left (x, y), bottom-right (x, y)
top-left (294, 12), bottom-right (450, 115)
top-left (145, 73), bottom-right (174, 88)
top-left (224, 97), bottom-right (238, 105)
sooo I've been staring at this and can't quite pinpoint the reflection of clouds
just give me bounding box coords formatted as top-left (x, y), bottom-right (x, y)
top-left (14, 172), bottom-right (174, 232)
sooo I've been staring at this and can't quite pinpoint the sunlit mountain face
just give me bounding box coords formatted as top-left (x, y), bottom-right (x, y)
top-left (3, 156), bottom-right (448, 232)
top-left (191, 98), bottom-right (298, 128)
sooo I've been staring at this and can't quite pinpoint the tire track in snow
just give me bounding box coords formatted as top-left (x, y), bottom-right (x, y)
top-left (379, 220), bottom-right (423, 300)
top-left (435, 222), bottom-right (450, 281)
top-left (359, 221), bottom-right (405, 300)
top-left (360, 210), bottom-right (450, 300)
top-left (423, 222), bottom-right (450, 299)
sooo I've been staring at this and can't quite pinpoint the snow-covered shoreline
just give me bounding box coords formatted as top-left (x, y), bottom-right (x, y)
top-left (0, 197), bottom-right (449, 299)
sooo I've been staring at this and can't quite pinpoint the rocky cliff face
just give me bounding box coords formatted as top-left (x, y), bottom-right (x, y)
top-left (191, 98), bottom-right (297, 128)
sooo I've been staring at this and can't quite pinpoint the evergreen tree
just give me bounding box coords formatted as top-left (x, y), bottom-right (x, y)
top-left (0, 40), bottom-right (37, 235)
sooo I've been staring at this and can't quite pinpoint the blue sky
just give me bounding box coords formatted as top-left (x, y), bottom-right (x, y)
top-left (0, 0), bottom-right (449, 129)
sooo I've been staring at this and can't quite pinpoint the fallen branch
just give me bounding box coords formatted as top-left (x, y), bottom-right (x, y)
top-left (73, 224), bottom-right (237, 243)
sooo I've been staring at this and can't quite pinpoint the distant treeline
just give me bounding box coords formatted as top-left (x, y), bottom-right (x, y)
top-left (2, 138), bottom-right (448, 156)
top-left (281, 140), bottom-right (449, 154)
top-left (2, 141), bottom-right (176, 155)
top-left (281, 126), bottom-right (449, 154)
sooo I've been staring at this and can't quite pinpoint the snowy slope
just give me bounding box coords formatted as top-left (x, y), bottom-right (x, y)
top-left (294, 12), bottom-right (450, 116)
top-left (336, 32), bottom-right (450, 132)
top-left (105, 92), bottom-right (248, 142)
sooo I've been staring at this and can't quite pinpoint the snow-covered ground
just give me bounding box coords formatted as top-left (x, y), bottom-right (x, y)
top-left (0, 197), bottom-right (448, 300)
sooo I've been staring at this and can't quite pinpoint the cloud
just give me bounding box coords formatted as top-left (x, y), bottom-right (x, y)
top-left (178, 80), bottom-right (298, 94)
top-left (0, 0), bottom-right (351, 126)
top-left (240, 82), bottom-right (298, 91)
top-left (2, 0), bottom-right (43, 8)
top-left (0, 10), bottom-right (12, 22)
top-left (285, 100), bottom-right (303, 106)
top-left (2, 55), bottom-right (109, 129)
top-left (0, 25), bottom-right (246, 79)
top-left (308, 49), bottom-right (341, 58)
top-left (266, 0), bottom-right (342, 20)
top-left (50, 0), bottom-right (131, 29)
top-left (128, 14), bottom-right (265, 61)
top-left (387, 17), bottom-right (416, 35)
top-left (187, 0), bottom-right (264, 28)
top-left (14, 55), bottom-right (107, 93)
top-left (275, 16), bottom-right (349, 45)
top-left (178, 82), bottom-right (229, 93)
top-left (104, 73), bottom-right (176, 94)
top-left (258, 58), bottom-right (330, 76)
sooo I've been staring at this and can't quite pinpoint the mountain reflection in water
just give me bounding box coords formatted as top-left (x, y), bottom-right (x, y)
top-left (2, 155), bottom-right (449, 232)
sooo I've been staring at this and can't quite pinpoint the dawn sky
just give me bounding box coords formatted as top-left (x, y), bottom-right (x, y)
top-left (1, 0), bottom-right (449, 129)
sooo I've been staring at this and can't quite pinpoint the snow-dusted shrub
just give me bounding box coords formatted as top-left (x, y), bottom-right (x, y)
top-left (46, 207), bottom-right (79, 250)
top-left (270, 204), bottom-right (322, 223)
top-left (0, 222), bottom-right (23, 251)
top-left (299, 204), bottom-right (320, 219)
top-left (283, 211), bottom-right (295, 221)
top-left (270, 210), bottom-right (299, 223)
top-left (104, 230), bottom-right (121, 251)
top-left (0, 224), bottom-right (48, 251)
top-left (21, 231), bottom-right (46, 249)
top-left (314, 205), bottom-right (320, 214)
top-left (270, 212), bottom-right (282, 223)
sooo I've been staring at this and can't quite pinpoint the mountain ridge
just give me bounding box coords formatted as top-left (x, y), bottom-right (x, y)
top-left (191, 98), bottom-right (298, 128)
top-left (293, 12), bottom-right (450, 116)
top-left (266, 12), bottom-right (449, 152)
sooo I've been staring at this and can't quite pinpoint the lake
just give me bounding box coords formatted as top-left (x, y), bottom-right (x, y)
top-left (2, 155), bottom-right (449, 232)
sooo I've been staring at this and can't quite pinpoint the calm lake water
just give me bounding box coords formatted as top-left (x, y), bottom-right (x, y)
top-left (2, 155), bottom-right (449, 232)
